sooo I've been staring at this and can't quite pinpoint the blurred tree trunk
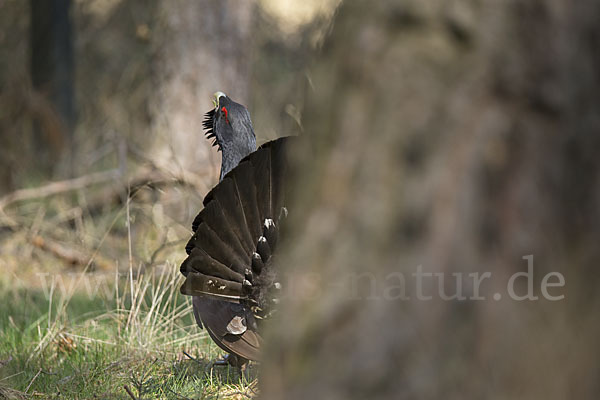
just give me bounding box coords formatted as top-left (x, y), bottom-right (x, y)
top-left (29, 0), bottom-right (75, 175)
top-left (150, 0), bottom-right (255, 176)
top-left (262, 0), bottom-right (600, 399)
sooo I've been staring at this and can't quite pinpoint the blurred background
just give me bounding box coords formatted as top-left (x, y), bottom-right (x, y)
top-left (0, 0), bottom-right (338, 397)
top-left (0, 0), bottom-right (340, 286)
top-left (1, 0), bottom-right (600, 399)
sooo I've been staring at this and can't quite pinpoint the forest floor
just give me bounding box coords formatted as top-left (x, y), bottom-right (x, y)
top-left (0, 176), bottom-right (256, 399)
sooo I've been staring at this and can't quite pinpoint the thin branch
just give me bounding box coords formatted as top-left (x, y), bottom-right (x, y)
top-left (0, 169), bottom-right (121, 211)
top-left (128, 143), bottom-right (212, 191)
top-left (0, 168), bottom-right (203, 229)
top-left (149, 239), bottom-right (187, 265)
top-left (75, 169), bottom-right (205, 219)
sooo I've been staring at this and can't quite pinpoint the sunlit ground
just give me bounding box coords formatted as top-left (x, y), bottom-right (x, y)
top-left (0, 196), bottom-right (257, 399)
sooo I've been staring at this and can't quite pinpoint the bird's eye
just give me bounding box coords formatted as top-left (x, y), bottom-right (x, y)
top-left (221, 106), bottom-right (229, 124)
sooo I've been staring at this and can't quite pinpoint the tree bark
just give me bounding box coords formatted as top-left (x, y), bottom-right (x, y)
top-left (261, 0), bottom-right (600, 399)
top-left (150, 0), bottom-right (255, 175)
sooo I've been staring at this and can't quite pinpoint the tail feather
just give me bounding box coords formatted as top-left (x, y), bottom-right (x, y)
top-left (180, 137), bottom-right (294, 308)
top-left (180, 271), bottom-right (243, 301)
top-left (230, 160), bottom-right (262, 240)
top-left (201, 200), bottom-right (249, 262)
top-left (256, 236), bottom-right (272, 262)
top-left (263, 218), bottom-right (279, 253)
top-left (187, 222), bottom-right (247, 275)
top-left (193, 297), bottom-right (263, 361)
top-left (211, 178), bottom-right (255, 253)
top-left (181, 248), bottom-right (244, 283)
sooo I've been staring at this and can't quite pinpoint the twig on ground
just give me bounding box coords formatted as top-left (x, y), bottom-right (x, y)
top-left (39, 370), bottom-right (57, 376)
top-left (24, 368), bottom-right (42, 393)
top-left (128, 357), bottom-right (158, 400)
top-left (166, 387), bottom-right (195, 400)
top-left (124, 385), bottom-right (138, 400)
top-left (182, 351), bottom-right (204, 366)
top-left (0, 370), bottom-right (25, 383)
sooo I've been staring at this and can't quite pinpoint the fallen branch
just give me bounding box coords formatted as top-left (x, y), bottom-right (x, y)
top-left (0, 169), bottom-right (121, 211)
top-left (30, 234), bottom-right (113, 271)
top-left (84, 169), bottom-right (198, 213)
top-left (0, 167), bottom-right (208, 229)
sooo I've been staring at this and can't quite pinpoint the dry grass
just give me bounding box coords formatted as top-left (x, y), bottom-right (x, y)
top-left (0, 174), bottom-right (257, 399)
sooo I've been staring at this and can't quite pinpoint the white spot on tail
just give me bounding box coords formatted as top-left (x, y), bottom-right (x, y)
top-left (259, 236), bottom-right (267, 243)
top-left (264, 218), bottom-right (275, 229)
top-left (226, 315), bottom-right (247, 335)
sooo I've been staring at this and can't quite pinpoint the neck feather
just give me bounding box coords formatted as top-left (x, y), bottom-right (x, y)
top-left (219, 139), bottom-right (257, 181)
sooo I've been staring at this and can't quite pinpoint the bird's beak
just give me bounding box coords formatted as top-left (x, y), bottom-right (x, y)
top-left (212, 91), bottom-right (227, 108)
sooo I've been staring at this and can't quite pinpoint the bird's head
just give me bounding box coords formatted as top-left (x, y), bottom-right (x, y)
top-left (202, 92), bottom-right (256, 155)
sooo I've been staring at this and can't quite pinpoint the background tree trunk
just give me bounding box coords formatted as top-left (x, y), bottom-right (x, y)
top-left (30, 0), bottom-right (75, 175)
top-left (150, 0), bottom-right (255, 176)
top-left (261, 0), bottom-right (600, 399)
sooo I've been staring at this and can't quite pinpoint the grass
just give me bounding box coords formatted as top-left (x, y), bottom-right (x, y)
top-left (0, 181), bottom-right (258, 399)
top-left (0, 265), bottom-right (258, 399)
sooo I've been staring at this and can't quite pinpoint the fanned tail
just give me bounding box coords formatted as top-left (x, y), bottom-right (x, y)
top-left (180, 137), bottom-right (293, 315)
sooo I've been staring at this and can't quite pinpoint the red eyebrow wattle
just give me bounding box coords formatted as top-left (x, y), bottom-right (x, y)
top-left (221, 106), bottom-right (229, 123)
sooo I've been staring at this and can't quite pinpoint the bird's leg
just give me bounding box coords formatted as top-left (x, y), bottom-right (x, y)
top-left (212, 353), bottom-right (249, 377)
top-left (212, 354), bottom-right (231, 366)
top-left (212, 353), bottom-right (247, 367)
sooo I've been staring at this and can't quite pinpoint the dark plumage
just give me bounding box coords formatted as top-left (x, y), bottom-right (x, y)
top-left (180, 93), bottom-right (293, 366)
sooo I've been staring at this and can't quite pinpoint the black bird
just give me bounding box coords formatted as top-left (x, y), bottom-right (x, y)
top-left (180, 92), bottom-right (293, 367)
